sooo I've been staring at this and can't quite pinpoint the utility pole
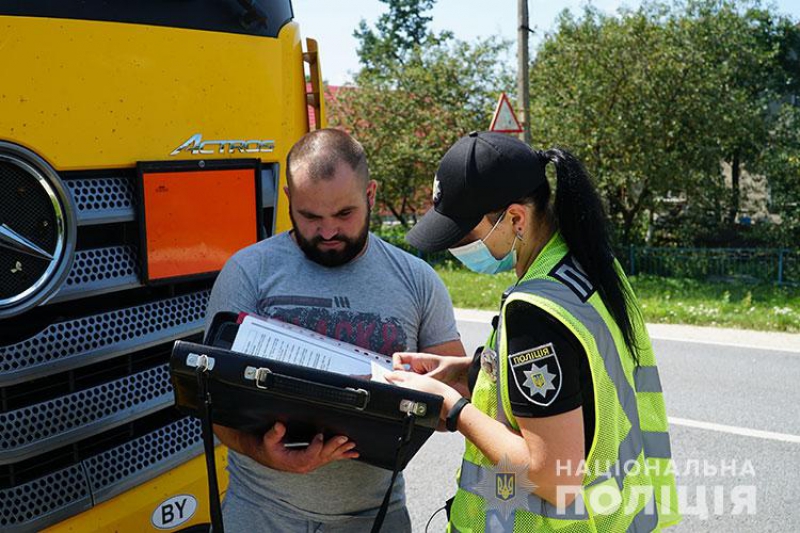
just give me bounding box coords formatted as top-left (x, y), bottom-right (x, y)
top-left (517, 0), bottom-right (531, 144)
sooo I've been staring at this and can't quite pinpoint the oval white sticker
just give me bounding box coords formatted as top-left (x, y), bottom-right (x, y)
top-left (151, 494), bottom-right (198, 530)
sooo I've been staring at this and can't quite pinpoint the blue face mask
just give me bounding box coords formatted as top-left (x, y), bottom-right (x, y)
top-left (448, 213), bottom-right (519, 275)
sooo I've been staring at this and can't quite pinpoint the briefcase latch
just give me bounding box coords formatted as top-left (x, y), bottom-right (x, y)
top-left (399, 399), bottom-right (428, 417)
top-left (244, 366), bottom-right (273, 389)
top-left (186, 353), bottom-right (215, 371)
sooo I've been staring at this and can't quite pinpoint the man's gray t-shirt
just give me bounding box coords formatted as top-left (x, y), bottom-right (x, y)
top-left (205, 231), bottom-right (460, 521)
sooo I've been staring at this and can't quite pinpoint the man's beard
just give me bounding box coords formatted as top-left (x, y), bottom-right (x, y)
top-left (290, 209), bottom-right (370, 267)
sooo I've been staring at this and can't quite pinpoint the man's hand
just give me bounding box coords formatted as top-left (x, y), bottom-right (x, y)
top-left (215, 422), bottom-right (358, 474)
top-left (393, 352), bottom-right (471, 397)
top-left (253, 422), bottom-right (359, 473)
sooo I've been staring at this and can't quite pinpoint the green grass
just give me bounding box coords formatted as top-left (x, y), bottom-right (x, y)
top-left (435, 266), bottom-right (800, 333)
top-left (435, 266), bottom-right (518, 310)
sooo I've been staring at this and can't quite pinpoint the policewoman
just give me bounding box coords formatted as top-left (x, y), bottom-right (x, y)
top-left (387, 132), bottom-right (680, 532)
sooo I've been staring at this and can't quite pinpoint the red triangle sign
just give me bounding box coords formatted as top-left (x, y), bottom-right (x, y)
top-left (489, 92), bottom-right (523, 133)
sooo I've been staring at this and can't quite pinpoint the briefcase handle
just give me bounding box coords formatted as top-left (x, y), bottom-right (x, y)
top-left (245, 366), bottom-right (371, 411)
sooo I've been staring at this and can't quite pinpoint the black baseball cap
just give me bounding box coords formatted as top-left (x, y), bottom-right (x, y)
top-left (406, 131), bottom-right (547, 252)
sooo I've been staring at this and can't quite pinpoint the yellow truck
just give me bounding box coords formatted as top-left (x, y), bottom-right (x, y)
top-left (0, 2), bottom-right (323, 530)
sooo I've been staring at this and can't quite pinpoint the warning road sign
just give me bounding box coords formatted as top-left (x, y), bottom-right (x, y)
top-left (489, 92), bottom-right (523, 134)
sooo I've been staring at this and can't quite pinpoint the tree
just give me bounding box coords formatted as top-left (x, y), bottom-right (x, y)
top-left (353, 0), bottom-right (439, 79)
top-left (684, 2), bottom-right (789, 226)
top-left (528, 3), bottom-right (723, 244)
top-left (750, 18), bottom-right (800, 246)
top-left (527, 0), bottom-right (798, 246)
top-left (752, 105), bottom-right (800, 247)
top-left (330, 0), bottom-right (511, 226)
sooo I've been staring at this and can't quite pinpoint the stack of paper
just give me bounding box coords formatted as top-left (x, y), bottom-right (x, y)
top-left (231, 314), bottom-right (393, 382)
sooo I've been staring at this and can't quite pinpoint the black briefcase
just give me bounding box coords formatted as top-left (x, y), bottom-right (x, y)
top-left (169, 312), bottom-right (443, 471)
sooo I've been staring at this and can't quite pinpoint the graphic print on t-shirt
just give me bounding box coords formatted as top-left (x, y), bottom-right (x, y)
top-left (259, 295), bottom-right (408, 356)
top-left (509, 342), bottom-right (563, 407)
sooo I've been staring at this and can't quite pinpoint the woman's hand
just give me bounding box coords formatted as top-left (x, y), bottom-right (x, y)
top-left (392, 352), bottom-right (472, 398)
top-left (386, 370), bottom-right (462, 422)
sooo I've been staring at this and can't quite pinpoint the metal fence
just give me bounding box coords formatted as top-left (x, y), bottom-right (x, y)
top-left (617, 246), bottom-right (799, 286)
top-left (378, 231), bottom-right (798, 286)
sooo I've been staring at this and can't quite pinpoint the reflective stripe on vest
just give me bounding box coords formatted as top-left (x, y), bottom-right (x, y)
top-left (452, 506), bottom-right (659, 533)
top-left (634, 366), bottom-right (663, 393)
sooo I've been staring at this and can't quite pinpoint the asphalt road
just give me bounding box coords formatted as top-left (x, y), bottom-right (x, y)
top-left (403, 318), bottom-right (800, 532)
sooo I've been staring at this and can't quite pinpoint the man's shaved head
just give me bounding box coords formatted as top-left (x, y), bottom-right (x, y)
top-left (286, 128), bottom-right (369, 191)
top-left (284, 129), bottom-right (377, 267)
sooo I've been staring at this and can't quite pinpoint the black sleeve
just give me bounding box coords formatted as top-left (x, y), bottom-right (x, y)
top-left (467, 344), bottom-right (482, 394)
top-left (504, 300), bottom-right (587, 418)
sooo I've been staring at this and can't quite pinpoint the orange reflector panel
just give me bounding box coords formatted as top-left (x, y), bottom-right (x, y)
top-left (140, 162), bottom-right (259, 282)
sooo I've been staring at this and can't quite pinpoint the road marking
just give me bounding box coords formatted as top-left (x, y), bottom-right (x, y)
top-left (650, 336), bottom-right (800, 354)
top-left (669, 417), bottom-right (800, 444)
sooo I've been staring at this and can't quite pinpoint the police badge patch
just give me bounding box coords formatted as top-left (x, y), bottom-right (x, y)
top-left (509, 342), bottom-right (562, 406)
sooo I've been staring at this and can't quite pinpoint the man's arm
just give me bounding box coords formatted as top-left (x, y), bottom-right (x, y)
top-left (423, 339), bottom-right (466, 357)
top-left (409, 258), bottom-right (468, 397)
top-left (416, 261), bottom-right (465, 355)
top-left (214, 424), bottom-right (262, 460)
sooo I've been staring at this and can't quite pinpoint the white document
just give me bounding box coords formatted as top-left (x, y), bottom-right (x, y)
top-left (231, 314), bottom-right (394, 379)
top-left (369, 361), bottom-right (391, 384)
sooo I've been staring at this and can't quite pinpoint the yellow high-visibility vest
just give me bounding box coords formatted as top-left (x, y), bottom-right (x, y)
top-left (449, 233), bottom-right (681, 532)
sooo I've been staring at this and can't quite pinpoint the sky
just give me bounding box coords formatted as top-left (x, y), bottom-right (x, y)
top-left (292, 0), bottom-right (800, 86)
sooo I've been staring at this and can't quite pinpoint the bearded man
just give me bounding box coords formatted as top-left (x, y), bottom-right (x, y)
top-left (205, 128), bottom-right (465, 533)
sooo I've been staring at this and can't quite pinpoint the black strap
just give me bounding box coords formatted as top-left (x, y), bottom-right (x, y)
top-left (370, 412), bottom-right (416, 533)
top-left (196, 365), bottom-right (225, 533)
top-left (445, 496), bottom-right (455, 520)
top-left (445, 398), bottom-right (470, 432)
top-left (257, 370), bottom-right (370, 411)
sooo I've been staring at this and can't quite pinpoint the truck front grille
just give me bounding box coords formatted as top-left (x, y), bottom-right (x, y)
top-left (1, 166), bottom-right (216, 531)
top-left (0, 411), bottom-right (203, 533)
top-left (65, 174), bottom-right (136, 225)
top-left (1, 290), bottom-right (208, 386)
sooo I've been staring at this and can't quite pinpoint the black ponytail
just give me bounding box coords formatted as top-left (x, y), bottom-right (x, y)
top-left (541, 148), bottom-right (641, 364)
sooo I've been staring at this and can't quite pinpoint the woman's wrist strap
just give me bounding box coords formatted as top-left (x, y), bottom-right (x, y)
top-left (446, 397), bottom-right (470, 432)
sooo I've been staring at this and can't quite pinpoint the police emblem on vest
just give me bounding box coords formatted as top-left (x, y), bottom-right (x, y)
top-left (509, 342), bottom-right (562, 406)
